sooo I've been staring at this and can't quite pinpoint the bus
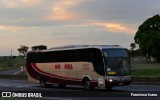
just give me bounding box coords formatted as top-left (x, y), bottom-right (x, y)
top-left (26, 45), bottom-right (131, 90)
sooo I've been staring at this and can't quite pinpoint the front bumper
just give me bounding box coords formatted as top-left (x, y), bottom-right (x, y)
top-left (105, 80), bottom-right (131, 87)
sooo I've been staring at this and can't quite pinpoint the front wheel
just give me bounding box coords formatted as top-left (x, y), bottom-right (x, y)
top-left (105, 86), bottom-right (113, 90)
top-left (58, 85), bottom-right (66, 88)
top-left (40, 78), bottom-right (48, 88)
top-left (83, 79), bottom-right (92, 90)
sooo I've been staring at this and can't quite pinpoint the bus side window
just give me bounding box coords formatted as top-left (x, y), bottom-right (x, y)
top-left (63, 50), bottom-right (75, 62)
top-left (27, 53), bottom-right (34, 62)
top-left (75, 49), bottom-right (92, 62)
top-left (92, 49), bottom-right (105, 75)
top-left (49, 51), bottom-right (62, 62)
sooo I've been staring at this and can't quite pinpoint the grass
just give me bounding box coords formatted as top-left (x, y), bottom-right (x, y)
top-left (131, 57), bottom-right (160, 70)
top-left (132, 70), bottom-right (160, 77)
top-left (0, 56), bottom-right (25, 71)
top-left (131, 57), bottom-right (160, 76)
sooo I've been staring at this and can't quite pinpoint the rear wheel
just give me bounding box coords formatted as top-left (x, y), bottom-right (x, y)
top-left (58, 85), bottom-right (66, 88)
top-left (83, 79), bottom-right (92, 90)
top-left (40, 78), bottom-right (48, 88)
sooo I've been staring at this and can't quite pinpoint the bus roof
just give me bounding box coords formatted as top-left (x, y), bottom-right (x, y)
top-left (43, 45), bottom-right (125, 52)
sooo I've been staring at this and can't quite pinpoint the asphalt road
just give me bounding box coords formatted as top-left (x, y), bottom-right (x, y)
top-left (0, 79), bottom-right (160, 100)
top-left (0, 68), bottom-right (20, 75)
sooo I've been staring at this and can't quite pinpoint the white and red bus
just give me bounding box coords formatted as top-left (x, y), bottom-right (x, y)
top-left (26, 45), bottom-right (131, 90)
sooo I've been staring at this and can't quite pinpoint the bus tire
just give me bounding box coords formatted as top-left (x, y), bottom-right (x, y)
top-left (105, 86), bottom-right (113, 90)
top-left (58, 85), bottom-right (66, 88)
top-left (83, 78), bottom-right (92, 90)
top-left (40, 78), bottom-right (48, 88)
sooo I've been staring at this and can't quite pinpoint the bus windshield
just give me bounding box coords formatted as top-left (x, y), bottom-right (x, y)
top-left (103, 49), bottom-right (131, 76)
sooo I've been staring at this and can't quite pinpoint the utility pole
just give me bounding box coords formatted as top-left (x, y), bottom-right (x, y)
top-left (8, 50), bottom-right (13, 67)
top-left (11, 50), bottom-right (12, 57)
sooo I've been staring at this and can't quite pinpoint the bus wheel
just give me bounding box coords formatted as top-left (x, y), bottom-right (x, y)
top-left (83, 79), bottom-right (92, 90)
top-left (105, 86), bottom-right (113, 90)
top-left (58, 85), bottom-right (66, 88)
top-left (40, 78), bottom-right (47, 88)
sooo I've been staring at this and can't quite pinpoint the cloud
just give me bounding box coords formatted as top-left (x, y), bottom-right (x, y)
top-left (49, 0), bottom-right (84, 21)
top-left (0, 25), bottom-right (22, 30)
top-left (3, 0), bottom-right (45, 8)
top-left (0, 0), bottom-right (55, 27)
top-left (93, 22), bottom-right (136, 34)
top-left (67, 21), bottom-right (137, 34)
top-left (0, 0), bottom-right (85, 28)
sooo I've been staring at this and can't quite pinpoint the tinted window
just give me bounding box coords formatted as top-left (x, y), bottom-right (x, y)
top-left (27, 49), bottom-right (92, 63)
top-left (51, 51), bottom-right (63, 62)
top-left (75, 49), bottom-right (92, 62)
top-left (92, 48), bottom-right (105, 76)
top-left (27, 53), bottom-right (34, 62)
top-left (103, 49), bottom-right (128, 57)
top-left (105, 58), bottom-right (131, 75)
top-left (63, 50), bottom-right (75, 62)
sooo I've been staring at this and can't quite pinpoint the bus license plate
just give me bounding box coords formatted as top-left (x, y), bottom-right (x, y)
top-left (119, 83), bottom-right (124, 85)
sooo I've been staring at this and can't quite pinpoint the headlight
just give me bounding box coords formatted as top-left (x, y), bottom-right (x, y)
top-left (109, 79), bottom-right (113, 82)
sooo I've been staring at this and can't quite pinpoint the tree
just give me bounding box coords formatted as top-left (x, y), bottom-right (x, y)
top-left (134, 14), bottom-right (160, 62)
top-left (130, 43), bottom-right (136, 57)
top-left (31, 45), bottom-right (47, 50)
top-left (130, 43), bottom-right (136, 51)
top-left (18, 45), bottom-right (29, 57)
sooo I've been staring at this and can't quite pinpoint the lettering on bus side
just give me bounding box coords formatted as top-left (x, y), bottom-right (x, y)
top-left (55, 64), bottom-right (61, 69)
top-left (64, 64), bottom-right (73, 70)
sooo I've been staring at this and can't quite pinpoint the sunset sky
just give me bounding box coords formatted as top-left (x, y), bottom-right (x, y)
top-left (0, 0), bottom-right (160, 56)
